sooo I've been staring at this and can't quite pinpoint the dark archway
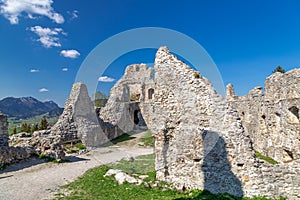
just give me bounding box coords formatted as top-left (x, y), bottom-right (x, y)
top-left (134, 110), bottom-right (139, 125)
top-left (148, 88), bottom-right (154, 100)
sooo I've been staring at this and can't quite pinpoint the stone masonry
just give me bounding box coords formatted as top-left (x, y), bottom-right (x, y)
top-left (227, 70), bottom-right (300, 163)
top-left (143, 47), bottom-right (300, 199)
top-left (99, 64), bottom-right (153, 133)
top-left (51, 82), bottom-right (109, 147)
top-left (0, 113), bottom-right (8, 146)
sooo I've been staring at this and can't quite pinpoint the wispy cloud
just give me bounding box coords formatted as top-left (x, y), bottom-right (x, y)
top-left (62, 67), bottom-right (68, 72)
top-left (30, 69), bottom-right (39, 73)
top-left (60, 49), bottom-right (80, 59)
top-left (39, 88), bottom-right (49, 92)
top-left (29, 26), bottom-right (66, 48)
top-left (98, 76), bottom-right (115, 82)
top-left (0, 0), bottom-right (64, 24)
top-left (67, 10), bottom-right (78, 20)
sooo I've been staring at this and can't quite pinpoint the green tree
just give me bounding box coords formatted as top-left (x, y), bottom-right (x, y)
top-left (92, 91), bottom-right (108, 107)
top-left (20, 123), bottom-right (31, 133)
top-left (92, 91), bottom-right (107, 100)
top-left (12, 127), bottom-right (17, 135)
top-left (39, 118), bottom-right (48, 130)
top-left (27, 124), bottom-right (31, 133)
top-left (32, 124), bottom-right (39, 132)
top-left (273, 66), bottom-right (286, 73)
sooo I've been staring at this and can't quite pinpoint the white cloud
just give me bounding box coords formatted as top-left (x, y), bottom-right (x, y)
top-left (29, 26), bottom-right (65, 48)
top-left (0, 0), bottom-right (64, 24)
top-left (67, 10), bottom-right (78, 20)
top-left (60, 49), bottom-right (80, 59)
top-left (62, 67), bottom-right (68, 71)
top-left (30, 69), bottom-right (39, 73)
top-left (98, 76), bottom-right (115, 82)
top-left (39, 88), bottom-right (48, 92)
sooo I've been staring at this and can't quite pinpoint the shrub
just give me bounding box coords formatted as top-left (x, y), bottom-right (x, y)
top-left (272, 66), bottom-right (286, 74)
top-left (130, 93), bottom-right (140, 101)
top-left (194, 72), bottom-right (200, 78)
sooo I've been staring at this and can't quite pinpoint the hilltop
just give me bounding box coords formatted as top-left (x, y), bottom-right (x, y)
top-left (0, 96), bottom-right (63, 119)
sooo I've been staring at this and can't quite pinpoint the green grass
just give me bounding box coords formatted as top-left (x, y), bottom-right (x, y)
top-left (55, 153), bottom-right (283, 200)
top-left (139, 130), bottom-right (154, 147)
top-left (0, 163), bottom-right (9, 170)
top-left (39, 154), bottom-right (56, 162)
top-left (100, 133), bottom-right (136, 147)
top-left (255, 152), bottom-right (279, 165)
top-left (108, 154), bottom-right (155, 178)
top-left (8, 115), bottom-right (59, 135)
top-left (64, 142), bottom-right (86, 154)
top-left (38, 154), bottom-right (69, 163)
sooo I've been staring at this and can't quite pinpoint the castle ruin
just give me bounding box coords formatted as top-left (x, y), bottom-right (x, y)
top-left (94, 46), bottom-right (300, 199)
top-left (1, 46), bottom-right (299, 199)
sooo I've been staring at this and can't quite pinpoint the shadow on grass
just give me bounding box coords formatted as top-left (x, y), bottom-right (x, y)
top-left (175, 189), bottom-right (243, 200)
top-left (100, 133), bottom-right (136, 147)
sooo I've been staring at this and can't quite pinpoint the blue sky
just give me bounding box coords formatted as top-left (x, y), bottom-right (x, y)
top-left (1, 0), bottom-right (300, 106)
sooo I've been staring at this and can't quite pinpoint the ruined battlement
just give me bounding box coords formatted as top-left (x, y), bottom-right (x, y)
top-left (226, 68), bottom-right (300, 164)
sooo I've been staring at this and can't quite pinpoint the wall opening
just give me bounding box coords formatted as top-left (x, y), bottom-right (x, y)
top-left (148, 88), bottom-right (154, 100)
top-left (134, 110), bottom-right (139, 125)
top-left (288, 106), bottom-right (299, 120)
top-left (136, 66), bottom-right (140, 72)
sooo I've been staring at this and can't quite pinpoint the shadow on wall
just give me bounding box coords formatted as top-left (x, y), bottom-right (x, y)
top-left (201, 130), bottom-right (243, 197)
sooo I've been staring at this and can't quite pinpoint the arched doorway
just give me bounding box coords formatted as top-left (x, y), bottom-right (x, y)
top-left (148, 88), bottom-right (154, 100)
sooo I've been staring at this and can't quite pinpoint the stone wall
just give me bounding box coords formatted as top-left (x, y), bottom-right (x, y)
top-left (0, 113), bottom-right (8, 147)
top-left (227, 70), bottom-right (300, 163)
top-left (99, 64), bottom-right (154, 132)
top-left (51, 82), bottom-right (109, 147)
top-left (148, 47), bottom-right (300, 199)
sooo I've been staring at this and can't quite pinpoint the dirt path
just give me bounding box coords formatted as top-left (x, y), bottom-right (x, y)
top-left (0, 131), bottom-right (154, 200)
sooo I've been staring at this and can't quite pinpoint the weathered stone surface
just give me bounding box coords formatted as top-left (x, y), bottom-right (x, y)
top-left (9, 130), bottom-right (65, 160)
top-left (0, 113), bottom-right (8, 147)
top-left (228, 70), bottom-right (300, 163)
top-left (147, 46), bottom-right (300, 199)
top-left (0, 114), bottom-right (64, 164)
top-left (0, 146), bottom-right (32, 165)
top-left (104, 169), bottom-right (143, 185)
top-left (51, 82), bottom-right (109, 147)
top-left (99, 64), bottom-right (153, 133)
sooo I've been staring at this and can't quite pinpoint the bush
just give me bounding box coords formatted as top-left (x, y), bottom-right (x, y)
top-left (194, 72), bottom-right (200, 78)
top-left (130, 93), bottom-right (141, 101)
top-left (39, 154), bottom-right (56, 162)
top-left (272, 66), bottom-right (286, 74)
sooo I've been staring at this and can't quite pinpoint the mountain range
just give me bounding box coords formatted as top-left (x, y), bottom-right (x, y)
top-left (0, 97), bottom-right (63, 119)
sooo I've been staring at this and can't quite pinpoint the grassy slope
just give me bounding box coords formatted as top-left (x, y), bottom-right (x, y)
top-left (55, 153), bottom-right (283, 200)
top-left (8, 115), bottom-right (58, 135)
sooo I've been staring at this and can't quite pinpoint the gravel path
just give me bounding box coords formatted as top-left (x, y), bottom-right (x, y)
top-left (0, 132), bottom-right (153, 200)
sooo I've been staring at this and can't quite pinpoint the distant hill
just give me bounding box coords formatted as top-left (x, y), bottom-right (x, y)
top-left (0, 97), bottom-right (63, 119)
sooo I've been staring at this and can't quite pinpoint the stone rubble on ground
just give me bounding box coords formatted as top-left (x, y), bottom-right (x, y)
top-left (104, 169), bottom-right (143, 185)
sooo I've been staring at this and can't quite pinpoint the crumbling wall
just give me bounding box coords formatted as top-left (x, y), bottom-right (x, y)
top-left (100, 64), bottom-right (154, 132)
top-left (0, 114), bottom-right (8, 147)
top-left (151, 47), bottom-right (300, 199)
top-left (51, 82), bottom-right (109, 147)
top-left (227, 70), bottom-right (300, 163)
